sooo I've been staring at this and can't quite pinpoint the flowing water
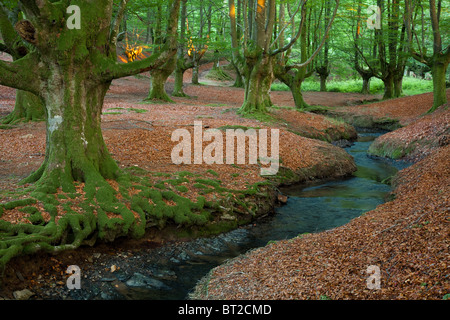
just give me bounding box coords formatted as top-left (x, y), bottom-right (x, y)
top-left (65, 130), bottom-right (411, 300)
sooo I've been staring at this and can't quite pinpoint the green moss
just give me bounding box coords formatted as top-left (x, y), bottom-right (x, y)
top-left (1, 198), bottom-right (36, 210)
top-left (129, 108), bottom-right (148, 113)
top-left (0, 163), bottom-right (276, 275)
top-left (103, 112), bottom-right (122, 115)
top-left (368, 140), bottom-right (416, 160)
top-left (175, 185), bottom-right (189, 193)
top-left (206, 169), bottom-right (219, 177)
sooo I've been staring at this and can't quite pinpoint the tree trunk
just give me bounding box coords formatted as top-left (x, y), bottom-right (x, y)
top-left (230, 60), bottom-right (244, 88)
top-left (23, 67), bottom-right (119, 192)
top-left (172, 65), bottom-right (188, 97)
top-left (192, 62), bottom-right (200, 85)
top-left (361, 76), bottom-right (371, 95)
top-left (291, 85), bottom-right (309, 109)
top-left (429, 59), bottom-right (449, 112)
top-left (319, 74), bottom-right (328, 92)
top-left (240, 54), bottom-right (274, 114)
top-left (2, 90), bottom-right (45, 124)
top-left (173, 0), bottom-right (189, 97)
top-left (394, 75), bottom-right (403, 98)
top-left (382, 74), bottom-right (395, 99)
top-left (146, 57), bottom-right (176, 102)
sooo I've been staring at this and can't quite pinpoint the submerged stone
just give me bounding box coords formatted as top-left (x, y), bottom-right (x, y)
top-left (125, 272), bottom-right (171, 290)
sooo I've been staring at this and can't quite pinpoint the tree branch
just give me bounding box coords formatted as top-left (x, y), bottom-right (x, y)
top-left (100, 46), bottom-right (177, 81)
top-left (0, 54), bottom-right (40, 94)
top-left (270, 0), bottom-right (302, 50)
top-left (100, 0), bottom-right (181, 81)
top-left (0, 4), bottom-right (23, 58)
top-left (110, 0), bottom-right (128, 48)
top-left (284, 0), bottom-right (340, 69)
top-left (270, 0), bottom-right (307, 57)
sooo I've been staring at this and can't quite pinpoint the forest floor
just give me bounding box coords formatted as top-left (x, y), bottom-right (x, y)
top-left (0, 61), bottom-right (448, 300)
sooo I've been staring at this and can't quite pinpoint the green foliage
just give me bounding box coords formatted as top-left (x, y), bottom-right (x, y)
top-left (272, 77), bottom-right (434, 96)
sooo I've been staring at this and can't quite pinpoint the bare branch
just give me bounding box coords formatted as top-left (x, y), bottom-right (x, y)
top-left (270, 0), bottom-right (307, 57)
top-left (270, 0), bottom-right (303, 50)
top-left (283, 0), bottom-right (340, 69)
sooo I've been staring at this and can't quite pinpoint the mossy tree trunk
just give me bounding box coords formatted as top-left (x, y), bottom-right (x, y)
top-left (0, 0), bottom-right (181, 272)
top-left (375, 0), bottom-right (407, 100)
top-left (229, 0), bottom-right (279, 115)
top-left (173, 59), bottom-right (193, 97)
top-left (172, 0), bottom-right (195, 97)
top-left (146, 55), bottom-right (177, 102)
top-left (405, 0), bottom-right (450, 112)
top-left (192, 60), bottom-right (200, 85)
top-left (274, 63), bottom-right (312, 110)
top-left (382, 73), bottom-right (395, 99)
top-left (381, 69), bottom-right (404, 99)
top-left (315, 0), bottom-right (331, 93)
top-left (231, 61), bottom-right (244, 88)
top-left (0, 0), bottom-right (180, 191)
top-left (317, 67), bottom-right (329, 92)
top-left (394, 72), bottom-right (404, 98)
top-left (23, 71), bottom-right (119, 191)
top-left (2, 90), bottom-right (45, 124)
top-left (0, 4), bottom-right (45, 124)
top-left (429, 59), bottom-right (449, 112)
top-left (240, 52), bottom-right (274, 114)
top-left (361, 76), bottom-right (372, 95)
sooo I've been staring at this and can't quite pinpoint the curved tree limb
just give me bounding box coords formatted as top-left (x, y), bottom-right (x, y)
top-left (283, 0), bottom-right (339, 70)
top-left (269, 0), bottom-right (308, 57)
top-left (0, 54), bottom-right (41, 94)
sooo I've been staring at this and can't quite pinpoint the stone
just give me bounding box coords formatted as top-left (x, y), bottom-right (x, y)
top-left (221, 213), bottom-right (236, 221)
top-left (13, 289), bottom-right (34, 300)
top-left (332, 139), bottom-right (353, 148)
top-left (126, 272), bottom-right (170, 290)
top-left (277, 194), bottom-right (288, 204)
top-left (93, 252), bottom-right (101, 259)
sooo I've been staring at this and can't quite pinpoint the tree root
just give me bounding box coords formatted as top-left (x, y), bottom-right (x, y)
top-left (0, 169), bottom-right (273, 277)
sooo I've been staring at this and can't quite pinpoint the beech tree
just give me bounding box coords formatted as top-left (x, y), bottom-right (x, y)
top-left (314, 0), bottom-right (332, 92)
top-left (172, 0), bottom-right (209, 97)
top-left (229, 0), bottom-right (281, 114)
top-left (0, 0), bottom-right (180, 187)
top-left (145, 0), bottom-right (180, 102)
top-left (351, 1), bottom-right (377, 94)
top-left (0, 0), bottom-right (182, 268)
top-left (0, 2), bottom-right (44, 124)
top-left (273, 0), bottom-right (339, 109)
top-left (405, 0), bottom-right (450, 112)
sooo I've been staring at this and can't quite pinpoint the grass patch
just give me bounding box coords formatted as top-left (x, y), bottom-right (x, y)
top-left (129, 108), bottom-right (148, 113)
top-left (271, 77), bottom-right (434, 96)
top-left (103, 112), bottom-right (122, 115)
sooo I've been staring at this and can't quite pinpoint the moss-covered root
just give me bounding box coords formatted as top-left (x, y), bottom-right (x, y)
top-left (0, 198), bottom-right (97, 275)
top-left (0, 172), bottom-right (218, 275)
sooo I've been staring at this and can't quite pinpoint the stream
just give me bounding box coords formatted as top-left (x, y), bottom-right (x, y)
top-left (58, 129), bottom-right (410, 300)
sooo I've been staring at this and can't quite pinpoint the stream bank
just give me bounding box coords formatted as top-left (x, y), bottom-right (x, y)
top-left (191, 142), bottom-right (449, 300)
